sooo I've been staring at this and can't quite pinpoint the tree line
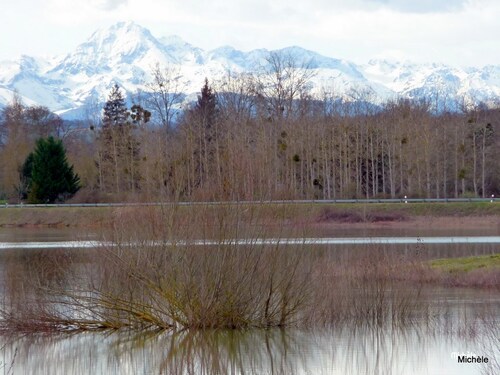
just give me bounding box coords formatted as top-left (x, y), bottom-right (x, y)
top-left (1, 52), bottom-right (499, 202)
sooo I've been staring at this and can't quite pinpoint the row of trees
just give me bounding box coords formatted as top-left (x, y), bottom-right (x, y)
top-left (1, 53), bottom-right (499, 202)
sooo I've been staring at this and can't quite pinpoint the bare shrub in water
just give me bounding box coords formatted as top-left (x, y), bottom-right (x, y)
top-left (81, 241), bottom-right (313, 330)
top-left (1, 204), bottom-right (314, 331)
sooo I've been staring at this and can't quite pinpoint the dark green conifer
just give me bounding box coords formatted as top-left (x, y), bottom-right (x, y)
top-left (24, 136), bottom-right (80, 203)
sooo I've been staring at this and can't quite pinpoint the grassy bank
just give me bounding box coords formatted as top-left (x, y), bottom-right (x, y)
top-left (427, 254), bottom-right (500, 288)
top-left (0, 202), bottom-right (499, 228)
top-left (431, 254), bottom-right (500, 273)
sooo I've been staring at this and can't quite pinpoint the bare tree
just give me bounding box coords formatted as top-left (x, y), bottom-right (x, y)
top-left (24, 106), bottom-right (65, 139)
top-left (254, 51), bottom-right (316, 123)
top-left (215, 70), bottom-right (256, 126)
top-left (146, 63), bottom-right (185, 129)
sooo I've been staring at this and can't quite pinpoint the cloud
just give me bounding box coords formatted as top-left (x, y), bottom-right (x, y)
top-left (90, 0), bottom-right (128, 11)
top-left (370, 0), bottom-right (466, 13)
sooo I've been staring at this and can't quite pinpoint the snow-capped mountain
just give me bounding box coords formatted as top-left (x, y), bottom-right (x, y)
top-left (0, 21), bottom-right (499, 119)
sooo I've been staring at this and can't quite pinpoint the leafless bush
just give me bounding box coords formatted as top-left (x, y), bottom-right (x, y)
top-left (77, 241), bottom-right (314, 331)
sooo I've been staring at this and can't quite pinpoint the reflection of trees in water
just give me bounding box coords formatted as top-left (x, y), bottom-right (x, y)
top-left (99, 329), bottom-right (309, 374)
top-left (481, 319), bottom-right (500, 375)
top-left (157, 329), bottom-right (310, 375)
top-left (338, 323), bottom-right (432, 375)
top-left (3, 320), bottom-right (497, 375)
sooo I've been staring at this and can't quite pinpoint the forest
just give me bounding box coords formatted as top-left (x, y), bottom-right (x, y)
top-left (0, 54), bottom-right (499, 203)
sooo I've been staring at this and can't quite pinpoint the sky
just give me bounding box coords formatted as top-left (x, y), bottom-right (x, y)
top-left (1, 0), bottom-right (499, 67)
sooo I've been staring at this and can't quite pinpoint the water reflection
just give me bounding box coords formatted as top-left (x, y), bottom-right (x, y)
top-left (2, 316), bottom-right (498, 375)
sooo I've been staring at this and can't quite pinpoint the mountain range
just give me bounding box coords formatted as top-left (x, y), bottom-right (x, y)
top-left (1, 21), bottom-right (499, 119)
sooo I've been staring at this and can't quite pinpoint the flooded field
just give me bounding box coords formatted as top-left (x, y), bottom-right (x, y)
top-left (0, 223), bottom-right (499, 374)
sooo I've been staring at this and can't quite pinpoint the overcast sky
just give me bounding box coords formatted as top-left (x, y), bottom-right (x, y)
top-left (1, 0), bottom-right (499, 67)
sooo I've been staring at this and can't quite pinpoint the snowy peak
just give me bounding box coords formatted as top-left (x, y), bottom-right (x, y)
top-left (51, 22), bottom-right (206, 75)
top-left (51, 21), bottom-right (167, 75)
top-left (85, 21), bottom-right (160, 60)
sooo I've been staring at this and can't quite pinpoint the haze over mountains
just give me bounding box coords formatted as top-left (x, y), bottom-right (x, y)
top-left (1, 21), bottom-right (499, 119)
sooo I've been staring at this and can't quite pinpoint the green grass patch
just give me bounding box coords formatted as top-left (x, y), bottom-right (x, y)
top-left (430, 254), bottom-right (500, 273)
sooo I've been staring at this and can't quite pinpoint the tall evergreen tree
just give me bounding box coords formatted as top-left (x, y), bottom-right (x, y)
top-left (102, 84), bottom-right (129, 128)
top-left (24, 137), bottom-right (80, 203)
top-left (97, 84), bottom-right (142, 194)
top-left (195, 78), bottom-right (217, 132)
top-left (185, 78), bottom-right (221, 191)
